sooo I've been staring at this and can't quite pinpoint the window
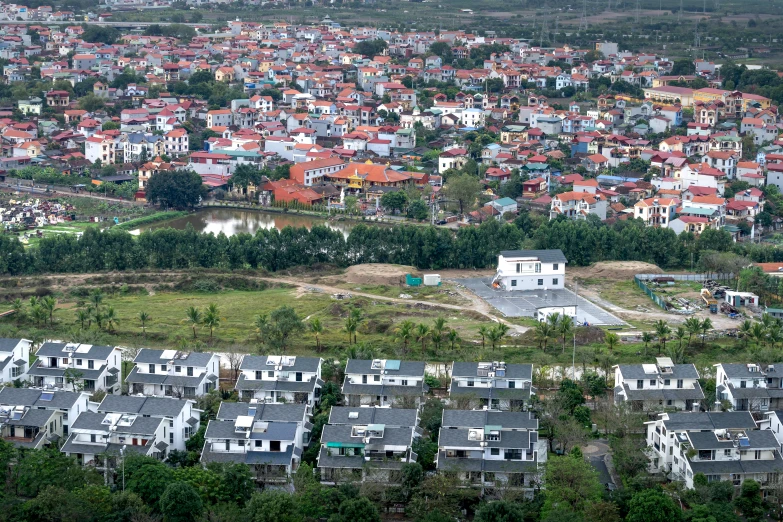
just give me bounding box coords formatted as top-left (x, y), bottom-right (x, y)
top-left (160, 365), bottom-right (166, 372)
top-left (650, 379), bottom-right (656, 386)
top-left (90, 434), bottom-right (96, 443)
top-left (637, 380), bottom-right (644, 389)
top-left (175, 366), bottom-right (181, 373)
top-left (724, 449), bottom-right (733, 457)
top-left (552, 278), bottom-right (559, 285)
top-left (268, 371), bottom-right (274, 378)
top-left (740, 380), bottom-right (747, 388)
top-left (509, 381), bottom-right (515, 389)
top-left (362, 375), bottom-right (368, 384)
top-left (467, 380), bottom-right (474, 387)
top-left (535, 263), bottom-right (541, 273)
top-left (511, 280), bottom-right (517, 287)
top-left (402, 379), bottom-right (408, 386)
top-left (187, 367), bottom-right (193, 377)
top-left (755, 450), bottom-right (762, 460)
top-left (87, 360), bottom-right (94, 370)
top-left (537, 279), bottom-right (543, 286)
top-left (149, 364), bottom-right (155, 374)
top-left (504, 449), bottom-right (522, 460)
top-left (374, 375), bottom-right (380, 382)
top-left (516, 263), bottom-right (521, 273)
top-left (490, 448), bottom-right (500, 456)
top-left (677, 379), bottom-right (683, 389)
top-left (664, 379), bottom-right (670, 386)
top-left (76, 359), bottom-right (82, 366)
top-left (553, 263), bottom-right (559, 271)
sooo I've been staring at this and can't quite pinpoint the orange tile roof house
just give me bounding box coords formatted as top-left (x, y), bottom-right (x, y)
top-left (289, 157), bottom-right (345, 186)
top-left (550, 191), bottom-right (607, 221)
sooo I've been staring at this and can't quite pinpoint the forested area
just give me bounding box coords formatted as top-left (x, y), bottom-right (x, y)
top-left (0, 212), bottom-right (780, 276)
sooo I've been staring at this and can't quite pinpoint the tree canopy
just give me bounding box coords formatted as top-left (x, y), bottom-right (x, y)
top-left (145, 170), bottom-right (206, 210)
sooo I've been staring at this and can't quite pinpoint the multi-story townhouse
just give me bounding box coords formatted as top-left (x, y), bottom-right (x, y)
top-left (449, 362), bottom-right (535, 411)
top-left (0, 338), bottom-right (31, 384)
top-left (0, 388), bottom-right (89, 448)
top-left (715, 363), bottom-right (783, 412)
top-left (122, 133), bottom-right (165, 163)
top-left (317, 406), bottom-right (419, 484)
top-left (549, 191), bottom-right (607, 220)
top-left (164, 128), bottom-right (189, 157)
top-left (85, 135), bottom-right (117, 165)
top-left (491, 249), bottom-right (566, 292)
top-left (437, 410), bottom-right (543, 489)
top-left (341, 359), bottom-right (427, 408)
top-left (235, 355), bottom-right (323, 408)
top-left (28, 342), bottom-right (121, 394)
top-left (126, 349), bottom-right (220, 398)
top-left (61, 410), bottom-right (169, 470)
top-left (613, 357), bottom-right (705, 411)
top-left (201, 401), bottom-right (309, 484)
top-left (633, 198), bottom-right (678, 227)
top-left (645, 411), bottom-right (783, 490)
top-left (93, 395), bottom-right (201, 454)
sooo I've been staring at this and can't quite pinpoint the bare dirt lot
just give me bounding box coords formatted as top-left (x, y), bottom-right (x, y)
top-left (320, 263), bottom-right (416, 286)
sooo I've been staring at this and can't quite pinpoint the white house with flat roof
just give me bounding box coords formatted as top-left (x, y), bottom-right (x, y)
top-left (0, 338), bottom-right (31, 385)
top-left (491, 249), bottom-right (567, 291)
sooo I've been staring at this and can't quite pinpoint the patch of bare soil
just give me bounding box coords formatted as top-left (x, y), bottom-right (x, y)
top-left (321, 264), bottom-right (418, 286)
top-left (571, 261), bottom-right (663, 282)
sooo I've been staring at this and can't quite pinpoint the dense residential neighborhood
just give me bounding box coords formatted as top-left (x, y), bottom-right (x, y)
top-left (4, 1), bottom-right (783, 521)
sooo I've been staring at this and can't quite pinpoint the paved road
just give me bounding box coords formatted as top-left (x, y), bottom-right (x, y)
top-left (456, 277), bottom-right (626, 326)
top-left (2, 178), bottom-right (142, 205)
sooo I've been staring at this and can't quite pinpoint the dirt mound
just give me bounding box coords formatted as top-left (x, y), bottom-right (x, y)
top-left (324, 264), bottom-right (418, 286)
top-left (576, 261), bottom-right (662, 282)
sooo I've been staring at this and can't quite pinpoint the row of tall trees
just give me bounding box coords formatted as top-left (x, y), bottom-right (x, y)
top-left (4, 209), bottom-right (783, 276)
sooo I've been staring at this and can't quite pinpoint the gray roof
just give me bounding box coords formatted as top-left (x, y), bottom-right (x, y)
top-left (235, 373), bottom-right (319, 393)
top-left (661, 411), bottom-right (756, 431)
top-left (61, 432), bottom-right (154, 457)
top-left (240, 355), bottom-right (321, 373)
top-left (202, 445), bottom-right (296, 466)
top-left (448, 381), bottom-right (534, 401)
top-left (36, 342), bottom-right (115, 360)
top-left (5, 407), bottom-right (55, 428)
top-left (216, 402), bottom-right (307, 423)
top-left (70, 411), bottom-right (164, 436)
top-left (437, 451), bottom-right (538, 473)
top-left (344, 359), bottom-right (425, 376)
top-left (686, 431), bottom-right (735, 451)
top-left (321, 424), bottom-right (415, 447)
top-left (97, 395), bottom-right (190, 418)
top-left (618, 363), bottom-right (699, 380)
top-left (342, 382), bottom-right (428, 398)
top-left (618, 381), bottom-right (705, 402)
top-left (0, 338), bottom-right (25, 353)
top-left (125, 366), bottom-right (206, 387)
top-left (499, 249), bottom-right (567, 263)
top-left (316, 446), bottom-right (408, 471)
top-left (441, 410), bottom-right (538, 430)
top-left (719, 363), bottom-right (768, 379)
top-left (328, 407), bottom-right (417, 427)
top-left (451, 362), bottom-right (532, 380)
top-left (724, 381), bottom-right (770, 399)
top-left (438, 427), bottom-right (531, 449)
top-left (133, 348), bottom-right (216, 367)
top-left (205, 419), bottom-right (298, 441)
top-left (0, 387), bottom-right (84, 410)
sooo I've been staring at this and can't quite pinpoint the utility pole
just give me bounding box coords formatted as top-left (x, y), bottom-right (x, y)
top-left (572, 278), bottom-right (578, 380)
top-left (679, 0), bottom-right (683, 21)
top-left (579, 0), bottom-right (588, 32)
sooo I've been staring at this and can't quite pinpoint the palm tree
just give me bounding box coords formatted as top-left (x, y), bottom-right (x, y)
top-left (431, 330), bottom-right (443, 352)
top-left (769, 327), bottom-right (783, 350)
top-left (739, 320), bottom-right (753, 349)
top-left (641, 331), bottom-right (653, 357)
top-left (203, 303), bottom-right (221, 341)
top-left (104, 307), bottom-right (119, 332)
top-left (675, 326), bottom-right (687, 351)
top-left (558, 315), bottom-right (574, 354)
top-left (700, 318), bottom-right (713, 348)
top-left (546, 312), bottom-right (561, 331)
top-left (604, 332), bottom-right (619, 353)
top-left (433, 316), bottom-right (447, 336)
top-left (684, 317), bottom-right (701, 349)
top-left (751, 323), bottom-right (767, 349)
top-left (477, 325), bottom-right (489, 349)
top-left (138, 311), bottom-right (150, 337)
top-left (41, 296), bottom-right (56, 327)
top-left (761, 313), bottom-right (774, 330)
top-left (448, 329), bottom-right (459, 351)
top-left (185, 306), bottom-right (202, 339)
top-left (395, 320), bottom-right (415, 354)
top-left (415, 323), bottom-right (430, 352)
top-left (30, 304), bottom-right (46, 327)
top-left (89, 290), bottom-right (103, 311)
top-left (654, 320), bottom-right (671, 355)
top-left (11, 298), bottom-right (24, 324)
top-left (344, 316), bottom-right (357, 345)
top-left (309, 318), bottom-right (323, 352)
top-left (487, 326), bottom-right (502, 350)
top-left (534, 322), bottom-right (553, 351)
top-left (255, 314), bottom-right (269, 343)
top-left (76, 309), bottom-right (89, 330)
top-left (92, 306), bottom-right (104, 330)
top-left (349, 308), bottom-right (363, 344)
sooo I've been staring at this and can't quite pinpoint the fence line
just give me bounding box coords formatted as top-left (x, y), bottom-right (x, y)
top-left (635, 273), bottom-right (735, 282)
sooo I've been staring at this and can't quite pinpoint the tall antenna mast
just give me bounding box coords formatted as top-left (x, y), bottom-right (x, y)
top-left (579, 0), bottom-right (588, 32)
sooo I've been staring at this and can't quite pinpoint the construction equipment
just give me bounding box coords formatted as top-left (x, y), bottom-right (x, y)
top-left (701, 289), bottom-right (719, 314)
top-left (405, 274), bottom-right (422, 287)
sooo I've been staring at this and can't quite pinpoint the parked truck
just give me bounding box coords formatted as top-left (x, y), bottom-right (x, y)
top-left (701, 289), bottom-right (718, 314)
